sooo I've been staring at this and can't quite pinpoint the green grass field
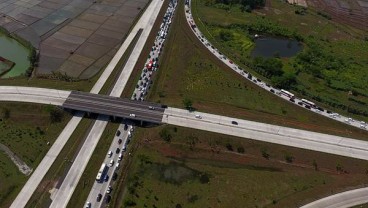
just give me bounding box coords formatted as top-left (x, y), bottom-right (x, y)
top-left (0, 102), bottom-right (70, 207)
top-left (148, 0), bottom-right (368, 140)
top-left (120, 125), bottom-right (368, 208)
top-left (191, 0), bottom-right (368, 121)
top-left (0, 152), bottom-right (27, 207)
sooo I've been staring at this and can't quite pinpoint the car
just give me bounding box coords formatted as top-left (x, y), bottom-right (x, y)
top-left (122, 145), bottom-right (127, 152)
top-left (297, 102), bottom-right (303, 106)
top-left (289, 98), bottom-right (295, 103)
top-left (105, 195), bottom-right (111, 204)
top-left (149, 106), bottom-right (155, 110)
top-left (97, 193), bottom-right (102, 202)
top-left (104, 174), bottom-right (109, 182)
top-left (124, 124), bottom-right (128, 130)
top-left (116, 148), bottom-right (120, 154)
top-left (109, 159), bottom-right (114, 167)
top-left (195, 115), bottom-right (202, 119)
top-left (118, 139), bottom-right (122, 144)
top-left (116, 130), bottom-right (121, 137)
top-left (106, 186), bottom-right (112, 194)
top-left (130, 127), bottom-right (134, 132)
top-left (270, 89), bottom-right (275, 93)
top-left (229, 60), bottom-right (233, 64)
top-left (116, 162), bottom-right (120, 169)
top-left (118, 153), bottom-right (123, 161)
top-left (128, 131), bottom-right (132, 138)
top-left (85, 202), bottom-right (91, 208)
top-left (231, 121), bottom-right (238, 125)
top-left (129, 114), bottom-right (136, 117)
top-left (107, 151), bottom-right (113, 158)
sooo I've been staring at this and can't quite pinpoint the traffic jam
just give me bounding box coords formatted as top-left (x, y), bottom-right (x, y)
top-left (132, 0), bottom-right (178, 102)
top-left (184, 0), bottom-right (367, 130)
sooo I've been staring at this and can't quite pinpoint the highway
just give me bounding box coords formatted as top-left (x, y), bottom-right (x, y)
top-left (84, 0), bottom-right (178, 207)
top-left (163, 107), bottom-right (368, 161)
top-left (184, 0), bottom-right (367, 131)
top-left (300, 187), bottom-right (368, 208)
top-left (0, 86), bottom-right (69, 106)
top-left (10, 0), bottom-right (165, 206)
top-left (49, 0), bottom-right (166, 207)
top-left (63, 91), bottom-right (165, 123)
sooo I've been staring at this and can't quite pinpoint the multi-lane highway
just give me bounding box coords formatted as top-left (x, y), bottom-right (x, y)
top-left (163, 107), bottom-right (368, 161)
top-left (49, 0), bottom-right (166, 207)
top-left (0, 86), bottom-right (70, 105)
top-left (10, 0), bottom-right (165, 207)
top-left (301, 187), bottom-right (368, 208)
top-left (63, 91), bottom-right (165, 123)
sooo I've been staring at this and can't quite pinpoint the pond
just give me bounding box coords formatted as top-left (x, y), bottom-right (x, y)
top-left (0, 33), bottom-right (31, 78)
top-left (250, 37), bottom-right (303, 58)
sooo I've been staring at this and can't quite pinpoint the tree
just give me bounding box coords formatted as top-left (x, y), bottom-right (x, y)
top-left (261, 148), bottom-right (270, 159)
top-left (49, 107), bottom-right (64, 123)
top-left (218, 30), bottom-right (233, 42)
top-left (183, 98), bottom-right (193, 110)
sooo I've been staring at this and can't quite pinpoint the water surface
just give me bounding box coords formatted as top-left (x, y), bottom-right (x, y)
top-left (251, 37), bottom-right (302, 58)
top-left (0, 33), bottom-right (31, 78)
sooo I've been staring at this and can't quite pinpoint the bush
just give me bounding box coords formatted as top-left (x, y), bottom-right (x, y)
top-left (237, 146), bottom-right (245, 153)
top-left (159, 128), bottom-right (172, 142)
top-left (225, 143), bottom-right (233, 151)
top-left (124, 198), bottom-right (137, 207)
top-left (49, 107), bottom-right (64, 123)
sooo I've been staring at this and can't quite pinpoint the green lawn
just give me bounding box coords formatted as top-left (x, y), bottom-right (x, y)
top-left (120, 125), bottom-right (368, 208)
top-left (191, 0), bottom-right (368, 121)
top-left (0, 152), bottom-right (27, 207)
top-left (148, 0), bottom-right (368, 140)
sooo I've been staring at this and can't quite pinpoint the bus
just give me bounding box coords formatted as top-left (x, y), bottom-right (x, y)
top-left (96, 163), bottom-right (108, 182)
top-left (280, 89), bottom-right (295, 98)
top-left (301, 99), bottom-right (316, 108)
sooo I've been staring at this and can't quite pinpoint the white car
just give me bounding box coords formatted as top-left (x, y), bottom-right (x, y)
top-left (129, 114), bottom-right (136, 117)
top-left (118, 153), bottom-right (123, 161)
top-left (109, 159), bottom-right (114, 167)
top-left (116, 162), bottom-right (120, 169)
top-left (107, 151), bottom-right (113, 158)
top-left (106, 185), bottom-right (112, 194)
top-left (85, 202), bottom-right (91, 208)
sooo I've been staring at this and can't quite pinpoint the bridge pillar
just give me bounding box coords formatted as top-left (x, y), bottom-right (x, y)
top-left (140, 120), bottom-right (143, 126)
top-left (87, 112), bottom-right (90, 117)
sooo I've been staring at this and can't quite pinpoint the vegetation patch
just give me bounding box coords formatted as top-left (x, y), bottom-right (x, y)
top-left (192, 0), bottom-right (368, 121)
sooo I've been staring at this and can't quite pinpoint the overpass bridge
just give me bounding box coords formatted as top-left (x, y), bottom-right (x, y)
top-left (62, 91), bottom-right (165, 123)
top-left (0, 86), bottom-right (165, 124)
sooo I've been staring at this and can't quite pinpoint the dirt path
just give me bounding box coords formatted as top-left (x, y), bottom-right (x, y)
top-left (0, 143), bottom-right (33, 176)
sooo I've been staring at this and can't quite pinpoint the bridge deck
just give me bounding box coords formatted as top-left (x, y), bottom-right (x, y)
top-left (62, 91), bottom-right (164, 123)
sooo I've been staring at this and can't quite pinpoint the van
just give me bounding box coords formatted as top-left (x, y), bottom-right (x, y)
top-left (116, 162), bottom-right (120, 169)
top-left (118, 153), bottom-right (123, 161)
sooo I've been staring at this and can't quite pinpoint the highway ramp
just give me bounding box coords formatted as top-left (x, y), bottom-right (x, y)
top-left (163, 107), bottom-right (368, 161)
